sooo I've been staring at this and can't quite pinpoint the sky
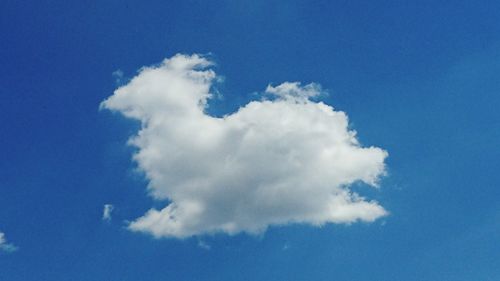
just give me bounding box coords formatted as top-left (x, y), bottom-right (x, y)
top-left (1, 0), bottom-right (500, 280)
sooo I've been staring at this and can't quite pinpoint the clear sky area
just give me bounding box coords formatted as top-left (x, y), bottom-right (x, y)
top-left (1, 1), bottom-right (500, 280)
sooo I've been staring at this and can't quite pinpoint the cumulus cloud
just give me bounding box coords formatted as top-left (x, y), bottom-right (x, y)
top-left (0, 232), bottom-right (17, 253)
top-left (102, 204), bottom-right (114, 221)
top-left (101, 54), bottom-right (388, 238)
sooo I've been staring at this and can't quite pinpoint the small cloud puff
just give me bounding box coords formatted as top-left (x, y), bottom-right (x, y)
top-left (0, 232), bottom-right (18, 253)
top-left (197, 240), bottom-right (211, 250)
top-left (102, 204), bottom-right (114, 221)
top-left (265, 82), bottom-right (322, 101)
top-left (112, 69), bottom-right (124, 83)
top-left (101, 54), bottom-right (389, 238)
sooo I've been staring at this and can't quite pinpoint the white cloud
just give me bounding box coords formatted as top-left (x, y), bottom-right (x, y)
top-left (102, 204), bottom-right (114, 221)
top-left (0, 232), bottom-right (17, 253)
top-left (265, 81), bottom-right (322, 101)
top-left (101, 54), bottom-right (389, 238)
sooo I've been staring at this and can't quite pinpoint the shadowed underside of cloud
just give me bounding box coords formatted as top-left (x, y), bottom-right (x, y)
top-left (101, 54), bottom-right (388, 238)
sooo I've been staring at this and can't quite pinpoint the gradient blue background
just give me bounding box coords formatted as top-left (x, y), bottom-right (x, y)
top-left (1, 1), bottom-right (499, 280)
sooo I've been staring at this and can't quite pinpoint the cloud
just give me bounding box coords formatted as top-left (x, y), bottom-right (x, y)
top-left (265, 82), bottom-right (322, 101)
top-left (101, 54), bottom-right (388, 238)
top-left (197, 240), bottom-right (211, 250)
top-left (102, 204), bottom-right (114, 221)
top-left (112, 69), bottom-right (124, 85)
top-left (0, 232), bottom-right (18, 253)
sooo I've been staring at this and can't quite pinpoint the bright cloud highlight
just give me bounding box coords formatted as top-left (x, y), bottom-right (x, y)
top-left (101, 54), bottom-right (388, 238)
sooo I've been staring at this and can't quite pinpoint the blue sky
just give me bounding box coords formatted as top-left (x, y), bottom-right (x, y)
top-left (1, 1), bottom-right (500, 280)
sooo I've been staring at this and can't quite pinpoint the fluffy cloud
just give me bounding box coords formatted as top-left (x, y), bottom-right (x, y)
top-left (102, 204), bottom-right (114, 221)
top-left (0, 232), bottom-right (17, 252)
top-left (101, 54), bottom-right (388, 238)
